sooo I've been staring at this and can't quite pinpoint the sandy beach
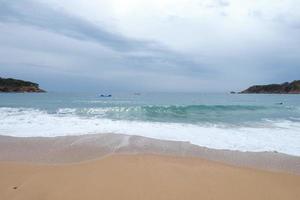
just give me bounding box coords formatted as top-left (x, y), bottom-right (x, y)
top-left (2, 0), bottom-right (300, 198)
top-left (1, 154), bottom-right (300, 200)
top-left (0, 133), bottom-right (300, 200)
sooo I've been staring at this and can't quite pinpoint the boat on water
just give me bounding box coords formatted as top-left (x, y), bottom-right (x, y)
top-left (98, 94), bottom-right (112, 97)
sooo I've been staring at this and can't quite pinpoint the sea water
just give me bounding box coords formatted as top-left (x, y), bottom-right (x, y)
top-left (0, 92), bottom-right (300, 156)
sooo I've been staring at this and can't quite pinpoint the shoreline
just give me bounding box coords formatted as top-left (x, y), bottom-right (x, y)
top-left (0, 133), bottom-right (299, 174)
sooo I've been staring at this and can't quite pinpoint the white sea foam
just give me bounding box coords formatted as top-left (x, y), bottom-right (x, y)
top-left (0, 107), bottom-right (300, 156)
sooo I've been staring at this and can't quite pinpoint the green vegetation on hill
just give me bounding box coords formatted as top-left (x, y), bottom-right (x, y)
top-left (0, 77), bottom-right (45, 93)
top-left (241, 80), bottom-right (300, 94)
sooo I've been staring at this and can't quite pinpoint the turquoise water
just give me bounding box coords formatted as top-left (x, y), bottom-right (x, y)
top-left (0, 92), bottom-right (300, 155)
top-left (1, 92), bottom-right (300, 124)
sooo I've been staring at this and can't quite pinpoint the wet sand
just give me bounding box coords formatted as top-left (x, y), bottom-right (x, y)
top-left (0, 134), bottom-right (299, 174)
top-left (0, 133), bottom-right (300, 200)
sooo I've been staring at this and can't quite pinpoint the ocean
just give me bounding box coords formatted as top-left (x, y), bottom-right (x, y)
top-left (0, 92), bottom-right (300, 156)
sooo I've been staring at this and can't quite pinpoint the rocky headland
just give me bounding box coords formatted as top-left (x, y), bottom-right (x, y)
top-left (0, 77), bottom-right (45, 93)
top-left (241, 80), bottom-right (300, 94)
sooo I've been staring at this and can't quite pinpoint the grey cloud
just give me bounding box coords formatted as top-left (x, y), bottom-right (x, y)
top-left (0, 0), bottom-right (156, 52)
top-left (0, 0), bottom-right (210, 77)
top-left (0, 15), bottom-right (212, 92)
top-left (1, 0), bottom-right (299, 92)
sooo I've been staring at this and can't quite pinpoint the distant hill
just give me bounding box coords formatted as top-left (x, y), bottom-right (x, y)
top-left (0, 77), bottom-right (45, 93)
top-left (240, 80), bottom-right (300, 94)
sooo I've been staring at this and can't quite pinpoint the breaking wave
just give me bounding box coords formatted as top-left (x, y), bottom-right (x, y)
top-left (0, 107), bottom-right (300, 156)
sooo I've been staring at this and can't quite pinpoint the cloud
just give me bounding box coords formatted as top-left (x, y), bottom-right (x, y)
top-left (0, 0), bottom-right (300, 92)
top-left (0, 0), bottom-right (157, 52)
top-left (0, 0), bottom-right (210, 70)
top-left (0, 0), bottom-right (214, 92)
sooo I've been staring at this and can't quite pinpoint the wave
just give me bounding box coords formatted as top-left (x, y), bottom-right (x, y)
top-left (0, 107), bottom-right (300, 156)
top-left (47, 104), bottom-right (299, 124)
top-left (57, 105), bottom-right (276, 113)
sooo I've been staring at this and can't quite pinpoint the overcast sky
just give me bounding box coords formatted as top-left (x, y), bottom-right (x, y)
top-left (0, 0), bottom-right (300, 92)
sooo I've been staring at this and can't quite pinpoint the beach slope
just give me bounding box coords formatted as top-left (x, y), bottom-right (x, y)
top-left (1, 154), bottom-right (300, 200)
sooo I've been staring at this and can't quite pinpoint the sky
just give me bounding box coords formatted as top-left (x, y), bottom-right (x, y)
top-left (0, 0), bottom-right (300, 92)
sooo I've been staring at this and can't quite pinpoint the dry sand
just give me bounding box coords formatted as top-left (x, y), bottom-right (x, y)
top-left (0, 154), bottom-right (300, 200)
top-left (0, 133), bottom-right (300, 200)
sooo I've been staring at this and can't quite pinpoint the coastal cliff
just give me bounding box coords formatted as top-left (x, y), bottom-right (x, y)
top-left (241, 80), bottom-right (300, 94)
top-left (0, 77), bottom-right (45, 93)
